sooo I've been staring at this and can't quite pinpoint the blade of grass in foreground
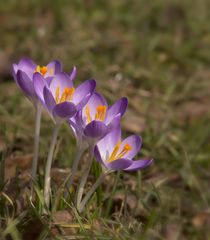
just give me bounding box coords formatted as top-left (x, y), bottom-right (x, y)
top-left (105, 171), bottom-right (121, 217)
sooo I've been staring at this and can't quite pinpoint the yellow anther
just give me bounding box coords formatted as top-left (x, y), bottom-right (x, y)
top-left (36, 65), bottom-right (41, 73)
top-left (86, 105), bottom-right (91, 123)
top-left (55, 87), bottom-right (75, 104)
top-left (108, 142), bottom-right (132, 162)
top-left (95, 105), bottom-right (106, 121)
top-left (60, 87), bottom-right (75, 103)
top-left (55, 87), bottom-right (60, 104)
top-left (40, 66), bottom-right (48, 75)
top-left (115, 143), bottom-right (132, 159)
top-left (64, 87), bottom-right (74, 101)
top-left (35, 65), bottom-right (48, 76)
top-left (85, 105), bottom-right (106, 124)
top-left (49, 68), bottom-right (53, 75)
top-left (108, 141), bottom-right (121, 162)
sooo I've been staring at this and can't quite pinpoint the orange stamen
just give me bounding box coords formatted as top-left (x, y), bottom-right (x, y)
top-left (108, 141), bottom-right (121, 162)
top-left (95, 105), bottom-right (106, 121)
top-left (115, 143), bottom-right (132, 159)
top-left (55, 87), bottom-right (75, 104)
top-left (60, 87), bottom-right (75, 103)
top-left (108, 142), bottom-right (132, 162)
top-left (66, 88), bottom-right (75, 101)
top-left (35, 65), bottom-right (48, 76)
top-left (40, 66), bottom-right (48, 76)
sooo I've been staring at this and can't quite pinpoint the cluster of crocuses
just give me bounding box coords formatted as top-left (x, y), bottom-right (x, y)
top-left (12, 58), bottom-right (153, 213)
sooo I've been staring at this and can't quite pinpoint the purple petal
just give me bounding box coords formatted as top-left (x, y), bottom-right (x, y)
top-left (125, 159), bottom-right (153, 171)
top-left (72, 111), bottom-right (84, 130)
top-left (68, 118), bottom-right (83, 135)
top-left (33, 72), bottom-right (46, 104)
top-left (107, 114), bottom-right (121, 133)
top-left (94, 143), bottom-right (107, 163)
top-left (120, 135), bottom-right (142, 159)
top-left (46, 60), bottom-right (62, 77)
top-left (84, 120), bottom-right (108, 139)
top-left (68, 120), bottom-right (83, 142)
top-left (105, 125), bottom-right (122, 150)
top-left (53, 102), bottom-right (77, 119)
top-left (73, 79), bottom-right (96, 110)
top-left (94, 145), bottom-right (104, 164)
top-left (44, 76), bottom-right (54, 86)
top-left (18, 57), bottom-right (36, 78)
top-left (16, 70), bottom-right (36, 100)
top-left (96, 126), bottom-right (121, 160)
top-left (81, 92), bottom-right (108, 124)
top-left (43, 86), bottom-right (56, 113)
top-left (105, 158), bottom-right (133, 171)
top-left (12, 64), bottom-right (18, 82)
top-left (18, 57), bottom-right (36, 69)
top-left (106, 97), bottom-right (128, 124)
top-left (69, 66), bottom-right (77, 81)
top-left (50, 72), bottom-right (73, 98)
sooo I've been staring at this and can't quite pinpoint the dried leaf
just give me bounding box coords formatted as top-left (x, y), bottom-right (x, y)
top-left (192, 212), bottom-right (210, 228)
top-left (5, 154), bottom-right (32, 180)
top-left (51, 167), bottom-right (70, 186)
top-left (163, 223), bottom-right (181, 240)
top-left (53, 210), bottom-right (74, 223)
top-left (52, 210), bottom-right (77, 235)
top-left (177, 99), bottom-right (210, 123)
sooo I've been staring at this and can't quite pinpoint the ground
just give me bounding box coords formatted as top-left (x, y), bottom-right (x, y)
top-left (0, 0), bottom-right (210, 239)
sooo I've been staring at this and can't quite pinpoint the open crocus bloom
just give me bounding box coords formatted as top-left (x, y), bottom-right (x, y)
top-left (12, 57), bottom-right (63, 103)
top-left (94, 126), bottom-right (153, 171)
top-left (69, 92), bottom-right (128, 143)
top-left (34, 72), bottom-right (96, 122)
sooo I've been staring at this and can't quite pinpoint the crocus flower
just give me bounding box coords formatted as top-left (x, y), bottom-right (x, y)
top-left (12, 57), bottom-right (63, 104)
top-left (69, 92), bottom-right (128, 144)
top-left (76, 126), bottom-right (153, 212)
top-left (34, 72), bottom-right (96, 122)
top-left (66, 93), bottom-right (128, 196)
top-left (94, 126), bottom-right (153, 171)
top-left (11, 57), bottom-right (63, 182)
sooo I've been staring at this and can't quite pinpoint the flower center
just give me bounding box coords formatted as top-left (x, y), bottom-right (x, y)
top-left (95, 106), bottom-right (106, 121)
top-left (85, 105), bottom-right (107, 124)
top-left (108, 142), bottom-right (132, 162)
top-left (35, 65), bottom-right (48, 76)
top-left (55, 87), bottom-right (75, 104)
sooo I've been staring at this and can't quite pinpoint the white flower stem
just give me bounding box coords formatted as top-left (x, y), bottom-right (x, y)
top-left (65, 145), bottom-right (86, 195)
top-left (44, 123), bottom-right (60, 208)
top-left (31, 105), bottom-right (42, 182)
top-left (76, 145), bottom-right (94, 209)
top-left (78, 172), bottom-right (107, 213)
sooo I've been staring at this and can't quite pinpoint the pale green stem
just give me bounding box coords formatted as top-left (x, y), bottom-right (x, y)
top-left (78, 172), bottom-right (107, 213)
top-left (31, 105), bottom-right (42, 182)
top-left (76, 146), bottom-right (94, 209)
top-left (65, 145), bottom-right (86, 195)
top-left (44, 123), bottom-right (60, 208)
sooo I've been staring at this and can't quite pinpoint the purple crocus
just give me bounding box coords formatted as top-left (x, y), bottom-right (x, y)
top-left (11, 57), bottom-right (64, 182)
top-left (38, 72), bottom-right (96, 207)
top-left (94, 126), bottom-right (153, 171)
top-left (66, 93), bottom-right (128, 196)
top-left (12, 57), bottom-right (64, 104)
top-left (34, 72), bottom-right (96, 122)
top-left (76, 126), bottom-right (153, 212)
top-left (69, 92), bottom-right (128, 143)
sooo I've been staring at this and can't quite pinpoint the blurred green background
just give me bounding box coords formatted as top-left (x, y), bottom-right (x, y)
top-left (1, 0), bottom-right (210, 239)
